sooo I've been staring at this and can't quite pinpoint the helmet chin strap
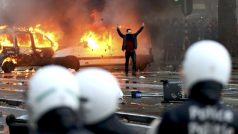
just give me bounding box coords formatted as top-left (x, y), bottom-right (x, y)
top-left (78, 97), bottom-right (88, 125)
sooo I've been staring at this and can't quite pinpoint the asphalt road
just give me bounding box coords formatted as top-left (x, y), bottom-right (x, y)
top-left (0, 69), bottom-right (238, 133)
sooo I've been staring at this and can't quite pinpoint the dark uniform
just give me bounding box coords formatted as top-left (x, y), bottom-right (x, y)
top-left (36, 108), bottom-right (93, 134)
top-left (117, 26), bottom-right (144, 75)
top-left (85, 114), bottom-right (136, 134)
top-left (158, 81), bottom-right (238, 134)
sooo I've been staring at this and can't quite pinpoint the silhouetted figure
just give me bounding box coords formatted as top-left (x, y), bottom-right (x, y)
top-left (117, 23), bottom-right (144, 76)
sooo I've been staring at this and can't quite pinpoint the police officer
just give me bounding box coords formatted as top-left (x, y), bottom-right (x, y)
top-left (27, 65), bottom-right (92, 134)
top-left (117, 23), bottom-right (144, 76)
top-left (75, 68), bottom-right (136, 134)
top-left (157, 40), bottom-right (238, 134)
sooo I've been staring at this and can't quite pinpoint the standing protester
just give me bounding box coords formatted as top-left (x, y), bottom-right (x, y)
top-left (27, 65), bottom-right (92, 134)
top-left (156, 40), bottom-right (238, 134)
top-left (117, 23), bottom-right (144, 76)
top-left (75, 68), bottom-right (136, 134)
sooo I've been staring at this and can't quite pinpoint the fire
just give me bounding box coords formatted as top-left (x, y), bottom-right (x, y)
top-left (0, 25), bottom-right (7, 30)
top-left (78, 9), bottom-right (122, 56)
top-left (80, 30), bottom-right (113, 52)
top-left (29, 24), bottom-right (59, 51)
top-left (80, 31), bottom-right (99, 49)
top-left (0, 25), bottom-right (59, 51)
top-left (2, 57), bottom-right (17, 64)
top-left (0, 34), bottom-right (14, 48)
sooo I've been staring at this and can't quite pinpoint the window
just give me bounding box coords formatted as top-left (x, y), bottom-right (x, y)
top-left (16, 33), bottom-right (31, 47)
top-left (33, 33), bottom-right (52, 48)
top-left (0, 34), bottom-right (14, 47)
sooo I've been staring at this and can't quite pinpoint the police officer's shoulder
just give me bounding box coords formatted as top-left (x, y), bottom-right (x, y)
top-left (217, 104), bottom-right (238, 129)
top-left (220, 104), bottom-right (238, 118)
top-left (158, 104), bottom-right (189, 134)
top-left (71, 129), bottom-right (95, 134)
top-left (233, 109), bottom-right (238, 126)
top-left (161, 102), bottom-right (191, 123)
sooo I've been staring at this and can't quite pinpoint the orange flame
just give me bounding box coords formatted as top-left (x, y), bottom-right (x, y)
top-left (0, 25), bottom-right (7, 30)
top-left (0, 33), bottom-right (14, 47)
top-left (0, 25), bottom-right (59, 51)
top-left (29, 24), bottom-right (59, 51)
top-left (80, 30), bottom-right (113, 53)
top-left (2, 57), bottom-right (17, 64)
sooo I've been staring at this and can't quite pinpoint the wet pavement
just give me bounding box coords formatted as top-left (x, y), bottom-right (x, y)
top-left (0, 70), bottom-right (237, 115)
top-left (0, 69), bottom-right (238, 133)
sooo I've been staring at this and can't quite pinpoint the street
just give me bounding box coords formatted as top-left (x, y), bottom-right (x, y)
top-left (0, 68), bottom-right (237, 133)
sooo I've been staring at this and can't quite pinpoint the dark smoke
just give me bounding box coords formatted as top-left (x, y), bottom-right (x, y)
top-left (0, 0), bottom-right (182, 67)
top-left (0, 0), bottom-right (151, 42)
top-left (0, 0), bottom-right (105, 26)
top-left (138, 0), bottom-right (183, 68)
top-left (0, 0), bottom-right (108, 46)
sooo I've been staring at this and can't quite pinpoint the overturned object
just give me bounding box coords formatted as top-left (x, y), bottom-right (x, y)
top-left (161, 80), bottom-right (187, 102)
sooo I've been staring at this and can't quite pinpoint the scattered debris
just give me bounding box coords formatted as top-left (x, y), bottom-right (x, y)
top-left (139, 76), bottom-right (146, 79)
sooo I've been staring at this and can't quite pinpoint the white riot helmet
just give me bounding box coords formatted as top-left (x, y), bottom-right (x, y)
top-left (27, 65), bottom-right (80, 125)
top-left (75, 68), bottom-right (121, 125)
top-left (183, 40), bottom-right (231, 90)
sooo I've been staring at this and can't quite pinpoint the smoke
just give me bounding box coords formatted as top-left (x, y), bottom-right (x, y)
top-left (0, 0), bottom-right (181, 67)
top-left (0, 0), bottom-right (145, 45)
top-left (138, 0), bottom-right (185, 69)
top-left (0, 0), bottom-right (103, 25)
top-left (0, 0), bottom-right (101, 45)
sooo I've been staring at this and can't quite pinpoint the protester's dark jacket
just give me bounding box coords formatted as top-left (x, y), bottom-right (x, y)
top-left (158, 81), bottom-right (238, 134)
top-left (85, 114), bottom-right (136, 134)
top-left (117, 27), bottom-right (144, 51)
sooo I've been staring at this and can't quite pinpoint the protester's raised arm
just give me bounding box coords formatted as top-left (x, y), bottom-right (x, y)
top-left (117, 24), bottom-right (124, 38)
top-left (135, 23), bottom-right (144, 36)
